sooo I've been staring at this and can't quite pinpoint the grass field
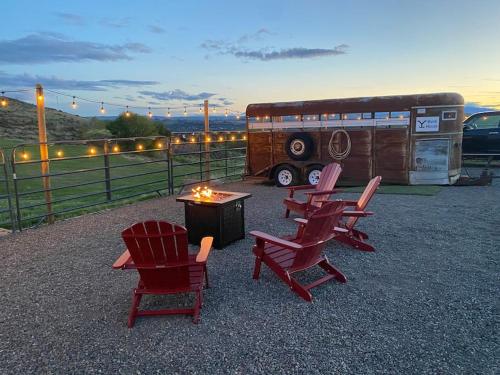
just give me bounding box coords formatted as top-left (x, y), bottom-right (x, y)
top-left (0, 138), bottom-right (245, 229)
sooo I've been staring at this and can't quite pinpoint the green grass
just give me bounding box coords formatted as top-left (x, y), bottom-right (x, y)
top-left (341, 185), bottom-right (442, 196)
top-left (0, 139), bottom-right (245, 229)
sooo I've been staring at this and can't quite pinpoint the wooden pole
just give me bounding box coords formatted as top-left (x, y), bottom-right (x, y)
top-left (36, 84), bottom-right (54, 224)
top-left (204, 99), bottom-right (210, 181)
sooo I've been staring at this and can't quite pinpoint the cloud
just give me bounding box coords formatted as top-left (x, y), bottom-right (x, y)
top-left (54, 12), bottom-right (85, 26)
top-left (217, 97), bottom-right (234, 106)
top-left (139, 89), bottom-right (216, 101)
top-left (0, 34), bottom-right (151, 64)
top-left (201, 29), bottom-right (348, 61)
top-left (149, 25), bottom-right (166, 34)
top-left (100, 17), bottom-right (131, 28)
top-left (0, 71), bottom-right (159, 91)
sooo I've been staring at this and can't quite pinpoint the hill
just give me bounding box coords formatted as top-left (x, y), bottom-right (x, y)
top-left (0, 97), bottom-right (89, 141)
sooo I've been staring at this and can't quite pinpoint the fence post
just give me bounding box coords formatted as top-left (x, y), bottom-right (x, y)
top-left (199, 136), bottom-right (203, 181)
top-left (0, 151), bottom-right (16, 232)
top-left (103, 141), bottom-right (112, 201)
top-left (36, 84), bottom-right (54, 224)
top-left (225, 139), bottom-right (228, 177)
top-left (204, 100), bottom-right (210, 181)
top-left (166, 138), bottom-right (174, 195)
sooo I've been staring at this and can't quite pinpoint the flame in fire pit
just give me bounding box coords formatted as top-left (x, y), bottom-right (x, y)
top-left (192, 186), bottom-right (213, 200)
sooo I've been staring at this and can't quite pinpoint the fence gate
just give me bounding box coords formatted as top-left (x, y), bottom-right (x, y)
top-left (0, 149), bottom-right (16, 232)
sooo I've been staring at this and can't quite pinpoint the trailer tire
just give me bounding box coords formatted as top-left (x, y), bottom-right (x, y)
top-left (285, 133), bottom-right (314, 161)
top-left (305, 164), bottom-right (324, 185)
top-left (274, 165), bottom-right (300, 187)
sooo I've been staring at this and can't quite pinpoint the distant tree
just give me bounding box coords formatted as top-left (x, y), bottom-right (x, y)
top-left (106, 113), bottom-right (170, 138)
top-left (80, 117), bottom-right (112, 139)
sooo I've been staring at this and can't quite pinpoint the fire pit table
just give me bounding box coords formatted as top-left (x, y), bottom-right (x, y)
top-left (176, 188), bottom-right (252, 249)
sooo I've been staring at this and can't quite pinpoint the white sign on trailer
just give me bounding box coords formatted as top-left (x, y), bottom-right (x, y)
top-left (415, 116), bottom-right (440, 132)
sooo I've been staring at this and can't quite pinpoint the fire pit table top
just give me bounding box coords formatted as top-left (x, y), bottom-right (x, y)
top-left (176, 190), bottom-right (252, 206)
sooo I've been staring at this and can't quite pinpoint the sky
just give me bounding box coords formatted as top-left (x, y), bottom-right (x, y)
top-left (1, 0), bottom-right (499, 116)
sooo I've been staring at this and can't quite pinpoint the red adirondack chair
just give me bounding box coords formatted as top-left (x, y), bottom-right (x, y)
top-left (283, 162), bottom-right (342, 218)
top-left (113, 220), bottom-right (213, 326)
top-left (251, 201), bottom-right (348, 302)
top-left (334, 176), bottom-right (382, 252)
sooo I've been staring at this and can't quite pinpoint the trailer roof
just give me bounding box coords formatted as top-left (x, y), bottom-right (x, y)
top-left (246, 92), bottom-right (464, 117)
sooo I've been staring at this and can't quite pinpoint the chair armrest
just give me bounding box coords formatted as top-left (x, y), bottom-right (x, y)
top-left (333, 226), bottom-right (349, 234)
top-left (294, 218), bottom-right (308, 225)
top-left (196, 236), bottom-right (214, 263)
top-left (112, 250), bottom-right (134, 269)
top-left (250, 231), bottom-right (302, 250)
top-left (342, 210), bottom-right (374, 217)
top-left (304, 189), bottom-right (342, 196)
top-left (286, 184), bottom-right (315, 191)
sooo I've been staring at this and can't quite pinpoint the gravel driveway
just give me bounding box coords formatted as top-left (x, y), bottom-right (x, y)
top-left (0, 176), bottom-right (498, 374)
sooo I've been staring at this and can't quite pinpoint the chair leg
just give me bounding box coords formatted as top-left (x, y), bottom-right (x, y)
top-left (352, 228), bottom-right (369, 240)
top-left (285, 208), bottom-right (290, 218)
top-left (192, 291), bottom-right (202, 324)
top-left (289, 277), bottom-right (313, 302)
top-left (253, 256), bottom-right (263, 279)
top-left (335, 234), bottom-right (375, 252)
top-left (204, 265), bottom-right (209, 288)
top-left (319, 258), bottom-right (347, 283)
top-left (127, 290), bottom-right (143, 328)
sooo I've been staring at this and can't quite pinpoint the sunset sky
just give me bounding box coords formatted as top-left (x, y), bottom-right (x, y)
top-left (1, 0), bottom-right (499, 116)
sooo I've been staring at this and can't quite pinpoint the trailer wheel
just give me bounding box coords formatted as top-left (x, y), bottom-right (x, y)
top-left (305, 164), bottom-right (324, 185)
top-left (285, 133), bottom-right (314, 161)
top-left (275, 165), bottom-right (299, 187)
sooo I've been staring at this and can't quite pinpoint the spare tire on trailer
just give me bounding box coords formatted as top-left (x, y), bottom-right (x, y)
top-left (285, 132), bottom-right (314, 161)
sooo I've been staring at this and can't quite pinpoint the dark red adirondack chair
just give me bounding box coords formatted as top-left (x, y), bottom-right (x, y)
top-left (251, 201), bottom-right (347, 302)
top-left (283, 162), bottom-right (342, 218)
top-left (113, 220), bottom-right (213, 326)
top-left (334, 176), bottom-right (382, 252)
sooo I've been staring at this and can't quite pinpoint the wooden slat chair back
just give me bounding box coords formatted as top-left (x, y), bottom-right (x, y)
top-left (114, 220), bottom-right (213, 326)
top-left (334, 176), bottom-right (382, 252)
top-left (283, 162), bottom-right (342, 218)
top-left (122, 221), bottom-right (192, 290)
top-left (309, 163), bottom-right (342, 208)
top-left (251, 201), bottom-right (347, 301)
top-left (345, 176), bottom-right (381, 230)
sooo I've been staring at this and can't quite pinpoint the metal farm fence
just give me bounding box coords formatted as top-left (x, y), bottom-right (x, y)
top-left (0, 132), bottom-right (247, 232)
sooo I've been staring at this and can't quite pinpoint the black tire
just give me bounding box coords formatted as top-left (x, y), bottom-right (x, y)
top-left (305, 164), bottom-right (324, 185)
top-left (274, 165), bottom-right (300, 187)
top-left (285, 132), bottom-right (314, 161)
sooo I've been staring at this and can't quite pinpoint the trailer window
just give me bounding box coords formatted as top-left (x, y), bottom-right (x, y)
top-left (390, 111), bottom-right (410, 119)
top-left (362, 113), bottom-right (373, 119)
top-left (321, 113), bottom-right (340, 120)
top-left (282, 115), bottom-right (301, 122)
top-left (375, 112), bottom-right (390, 119)
top-left (304, 115), bottom-right (319, 121)
top-left (344, 113), bottom-right (362, 120)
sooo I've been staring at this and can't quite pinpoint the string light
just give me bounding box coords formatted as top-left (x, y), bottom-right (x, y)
top-left (175, 138), bottom-right (180, 144)
top-left (148, 107), bottom-right (153, 118)
top-left (183, 106), bottom-right (187, 116)
top-left (236, 114), bottom-right (241, 120)
top-left (206, 136), bottom-right (211, 142)
top-left (56, 150), bottom-right (64, 158)
top-left (242, 134), bottom-right (247, 140)
top-left (112, 145), bottom-right (120, 153)
top-left (156, 141), bottom-right (163, 149)
top-left (125, 106), bottom-right (130, 117)
top-left (230, 135), bottom-right (236, 141)
top-left (212, 107), bottom-right (216, 113)
top-left (190, 136), bottom-right (196, 143)
top-left (71, 96), bottom-right (77, 109)
top-left (89, 147), bottom-right (97, 156)
top-left (1, 92), bottom-right (8, 107)
top-left (137, 144), bottom-right (144, 151)
top-left (21, 151), bottom-right (29, 160)
top-left (167, 108), bottom-right (171, 117)
top-left (37, 94), bottom-right (44, 101)
top-left (199, 105), bottom-right (203, 113)
top-left (218, 135), bottom-right (224, 142)
top-left (100, 102), bottom-right (105, 114)
top-left (224, 109), bottom-right (228, 117)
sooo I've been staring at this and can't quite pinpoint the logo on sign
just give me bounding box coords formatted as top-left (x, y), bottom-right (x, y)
top-left (416, 116), bottom-right (440, 132)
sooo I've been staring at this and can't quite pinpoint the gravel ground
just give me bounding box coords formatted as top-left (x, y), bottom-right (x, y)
top-left (0, 172), bottom-right (498, 374)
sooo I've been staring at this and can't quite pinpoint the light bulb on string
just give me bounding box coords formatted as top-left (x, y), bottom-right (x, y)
top-left (148, 107), bottom-right (153, 118)
top-left (71, 96), bottom-right (77, 109)
top-left (224, 109), bottom-right (228, 117)
top-left (125, 106), bottom-right (130, 117)
top-left (199, 105), bottom-right (203, 113)
top-left (236, 114), bottom-right (241, 120)
top-left (0, 92), bottom-right (7, 107)
top-left (167, 108), bottom-right (171, 117)
top-left (100, 102), bottom-right (105, 114)
top-left (183, 106), bottom-right (187, 116)
top-left (212, 107), bottom-right (216, 113)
